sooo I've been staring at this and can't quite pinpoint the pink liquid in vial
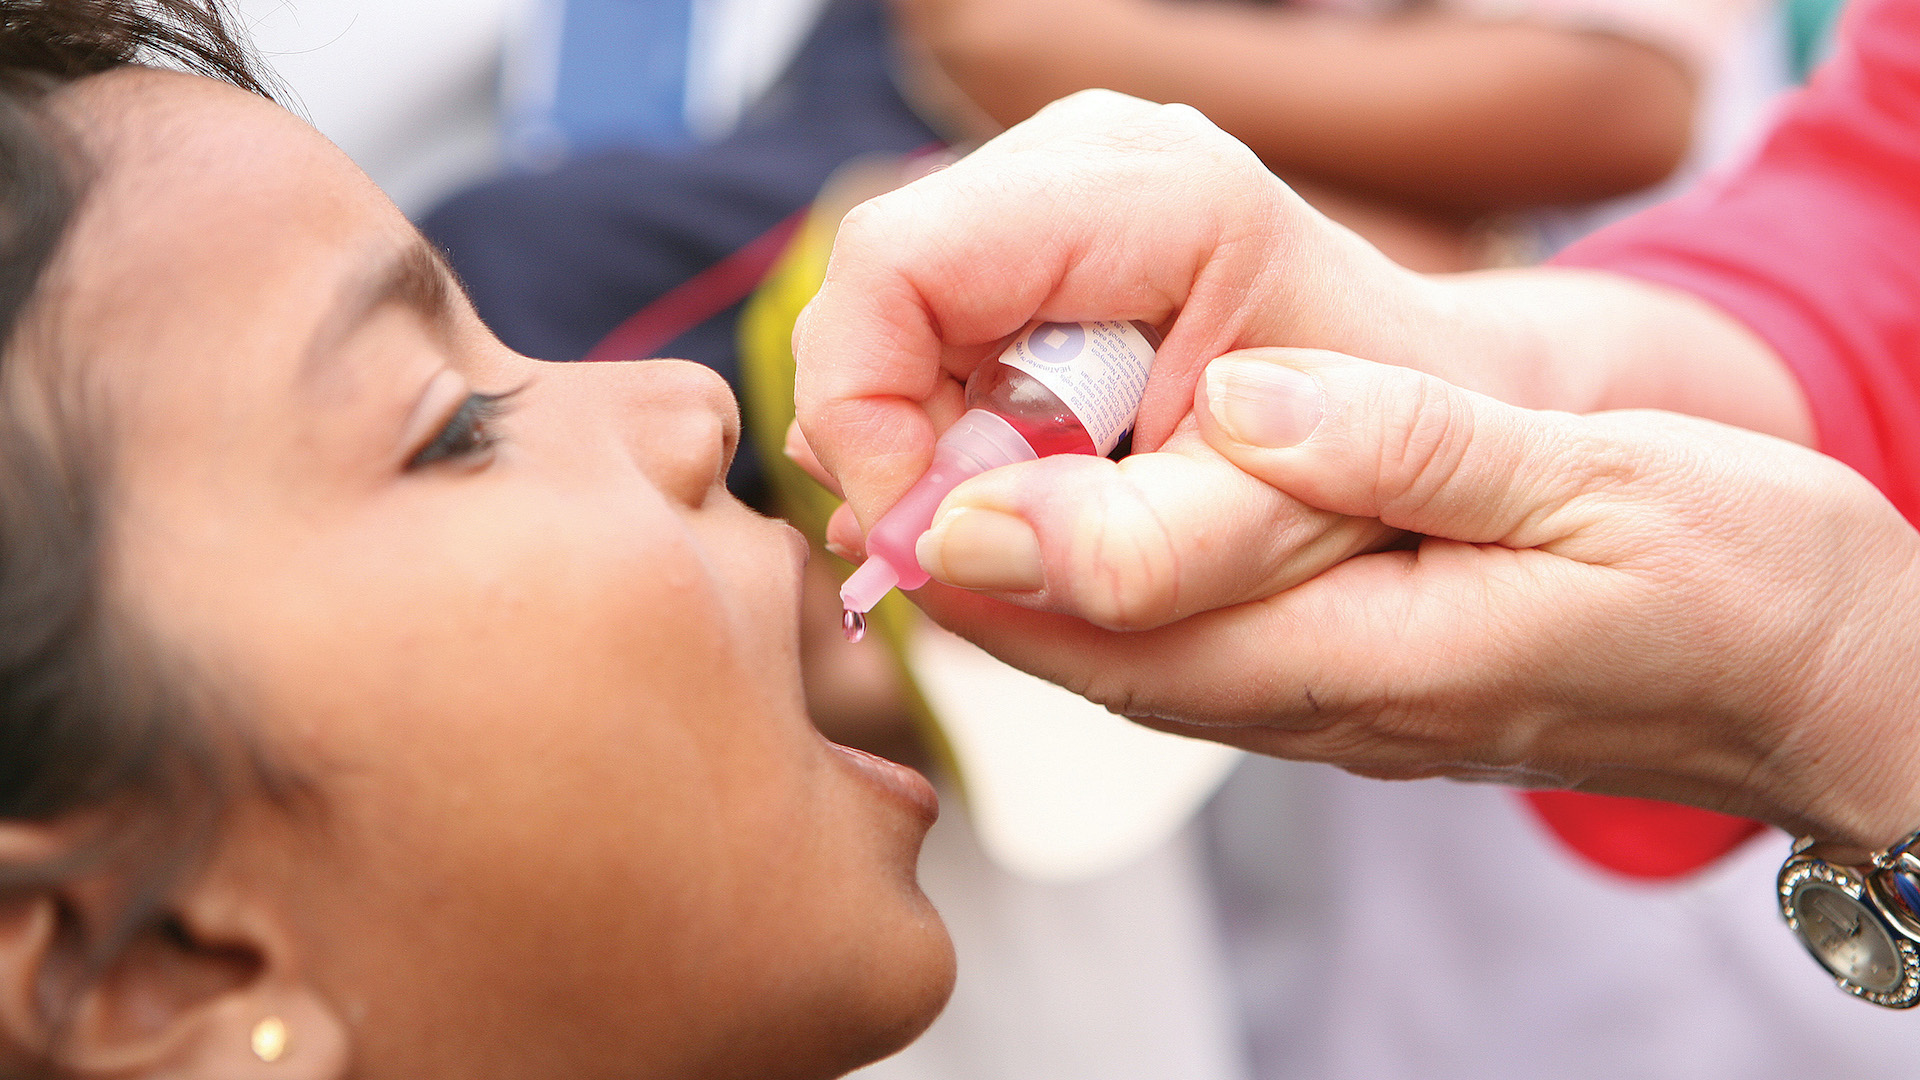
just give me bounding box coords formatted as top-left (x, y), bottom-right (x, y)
top-left (963, 360), bottom-right (1098, 456)
top-left (962, 320), bottom-right (1161, 456)
top-left (838, 320), bottom-right (1162, 628)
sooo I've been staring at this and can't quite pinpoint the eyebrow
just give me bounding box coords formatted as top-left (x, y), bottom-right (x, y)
top-left (301, 234), bottom-right (456, 386)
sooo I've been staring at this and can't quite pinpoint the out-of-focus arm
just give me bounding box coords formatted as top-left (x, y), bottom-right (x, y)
top-left (1552, 0), bottom-right (1920, 508)
top-left (895, 0), bottom-right (1697, 214)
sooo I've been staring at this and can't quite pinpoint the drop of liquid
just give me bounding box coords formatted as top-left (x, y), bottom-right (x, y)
top-left (842, 608), bottom-right (867, 644)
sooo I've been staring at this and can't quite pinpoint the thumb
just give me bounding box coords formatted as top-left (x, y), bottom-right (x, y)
top-left (1196, 348), bottom-right (1609, 548)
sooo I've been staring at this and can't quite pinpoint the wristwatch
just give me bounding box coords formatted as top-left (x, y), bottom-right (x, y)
top-left (1779, 831), bottom-right (1920, 1007)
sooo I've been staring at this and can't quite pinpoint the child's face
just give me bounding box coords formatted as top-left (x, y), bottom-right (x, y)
top-left (43, 69), bottom-right (952, 1078)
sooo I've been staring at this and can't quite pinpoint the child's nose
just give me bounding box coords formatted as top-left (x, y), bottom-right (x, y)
top-left (604, 359), bottom-right (741, 507)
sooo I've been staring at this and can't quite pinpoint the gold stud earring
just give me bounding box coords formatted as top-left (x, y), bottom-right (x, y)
top-left (251, 1016), bottom-right (289, 1063)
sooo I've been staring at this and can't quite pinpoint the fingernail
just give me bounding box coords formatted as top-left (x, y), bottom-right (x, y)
top-left (1205, 359), bottom-right (1324, 448)
top-left (916, 507), bottom-right (1044, 592)
top-left (824, 538), bottom-right (860, 563)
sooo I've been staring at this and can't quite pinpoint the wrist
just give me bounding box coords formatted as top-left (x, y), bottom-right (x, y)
top-left (1363, 269), bottom-right (1562, 408)
top-left (1437, 267), bottom-right (1818, 442)
top-left (1777, 591), bottom-right (1920, 1008)
top-left (1419, 269), bottom-right (1632, 412)
top-left (1762, 547), bottom-right (1920, 851)
top-left (1797, 675), bottom-right (1920, 855)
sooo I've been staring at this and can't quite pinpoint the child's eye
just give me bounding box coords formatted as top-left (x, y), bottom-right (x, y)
top-left (408, 390), bottom-right (517, 470)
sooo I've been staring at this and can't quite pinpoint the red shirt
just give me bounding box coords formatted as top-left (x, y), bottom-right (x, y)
top-left (1538, 0), bottom-right (1920, 878)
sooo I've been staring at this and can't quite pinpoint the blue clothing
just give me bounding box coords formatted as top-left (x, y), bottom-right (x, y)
top-left (424, 0), bottom-right (938, 508)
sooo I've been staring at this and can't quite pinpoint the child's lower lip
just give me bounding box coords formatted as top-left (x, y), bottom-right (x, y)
top-left (830, 742), bottom-right (939, 825)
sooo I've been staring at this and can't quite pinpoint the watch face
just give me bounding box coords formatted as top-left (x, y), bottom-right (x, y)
top-left (1791, 882), bottom-right (1905, 994)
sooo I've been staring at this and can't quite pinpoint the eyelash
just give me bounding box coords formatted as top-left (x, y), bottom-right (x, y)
top-left (409, 389), bottom-right (519, 470)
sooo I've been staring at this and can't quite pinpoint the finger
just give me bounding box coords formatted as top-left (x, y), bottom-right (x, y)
top-left (905, 352), bottom-right (1893, 818)
top-left (793, 91), bottom-right (1293, 524)
top-left (825, 501), bottom-right (866, 564)
top-left (782, 419), bottom-right (843, 499)
top-left (912, 538), bottom-right (1634, 766)
top-left (921, 560), bottom-right (1807, 831)
top-left (1194, 348), bottom-right (1653, 550)
top-left (911, 428), bottom-right (1399, 630)
top-left (904, 549), bottom-right (1431, 732)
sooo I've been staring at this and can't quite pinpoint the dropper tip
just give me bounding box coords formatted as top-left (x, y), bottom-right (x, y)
top-left (839, 556), bottom-right (902, 616)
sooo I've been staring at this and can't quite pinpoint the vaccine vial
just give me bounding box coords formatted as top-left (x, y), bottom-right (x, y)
top-left (840, 319), bottom-right (1162, 638)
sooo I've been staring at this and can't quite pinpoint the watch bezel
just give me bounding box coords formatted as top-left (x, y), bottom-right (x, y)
top-left (1865, 850), bottom-right (1920, 942)
top-left (1780, 852), bottom-right (1920, 1008)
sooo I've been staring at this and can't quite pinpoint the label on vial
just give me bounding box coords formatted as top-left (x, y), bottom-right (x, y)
top-left (1000, 321), bottom-right (1155, 455)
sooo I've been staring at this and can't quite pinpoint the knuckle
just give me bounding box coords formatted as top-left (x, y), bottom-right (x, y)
top-left (831, 194), bottom-right (893, 245)
top-left (1369, 372), bottom-right (1474, 521)
top-left (1077, 670), bottom-right (1149, 722)
top-left (1503, 424), bottom-right (1644, 544)
top-left (1068, 87), bottom-right (1132, 108)
top-left (1560, 426), bottom-right (1642, 490)
top-left (1068, 541), bottom-right (1175, 632)
top-left (792, 295), bottom-right (818, 343)
top-left (1151, 101), bottom-right (1216, 135)
top-left (1039, 87), bottom-right (1140, 123)
top-left (1293, 698), bottom-right (1502, 778)
top-left (1055, 476), bottom-right (1182, 631)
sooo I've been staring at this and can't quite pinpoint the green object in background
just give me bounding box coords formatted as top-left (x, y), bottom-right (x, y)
top-left (1787, 0), bottom-right (1849, 82)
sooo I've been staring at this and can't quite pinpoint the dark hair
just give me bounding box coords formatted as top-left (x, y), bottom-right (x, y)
top-left (0, 2), bottom-right (281, 1069)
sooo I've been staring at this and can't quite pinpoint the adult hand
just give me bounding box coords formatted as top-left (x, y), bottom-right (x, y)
top-left (792, 89), bottom-right (1435, 533)
top-left (904, 348), bottom-right (1920, 851)
top-left (793, 91), bottom-right (1804, 590)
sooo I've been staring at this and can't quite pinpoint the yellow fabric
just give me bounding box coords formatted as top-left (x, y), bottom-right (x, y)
top-left (736, 194), bottom-right (963, 783)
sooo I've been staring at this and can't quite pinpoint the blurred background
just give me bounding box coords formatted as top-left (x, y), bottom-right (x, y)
top-left (235, 0), bottom-right (832, 216)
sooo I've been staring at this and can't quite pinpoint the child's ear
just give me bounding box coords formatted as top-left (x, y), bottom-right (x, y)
top-left (0, 822), bottom-right (349, 1080)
